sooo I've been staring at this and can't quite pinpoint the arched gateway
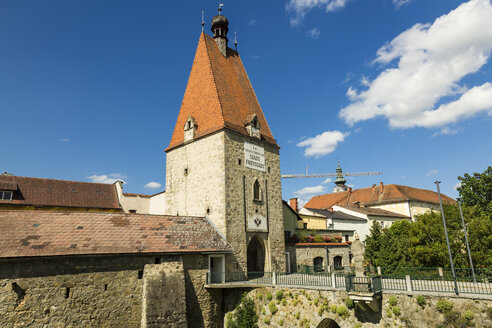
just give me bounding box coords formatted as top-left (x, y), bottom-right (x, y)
top-left (247, 236), bottom-right (265, 273)
top-left (317, 318), bottom-right (341, 328)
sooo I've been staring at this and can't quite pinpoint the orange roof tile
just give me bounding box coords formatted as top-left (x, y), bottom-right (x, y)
top-left (166, 33), bottom-right (277, 151)
top-left (304, 184), bottom-right (455, 209)
top-left (0, 211), bottom-right (231, 258)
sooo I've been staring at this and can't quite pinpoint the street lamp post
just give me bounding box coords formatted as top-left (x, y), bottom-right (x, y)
top-left (435, 181), bottom-right (459, 295)
top-left (458, 198), bottom-right (476, 283)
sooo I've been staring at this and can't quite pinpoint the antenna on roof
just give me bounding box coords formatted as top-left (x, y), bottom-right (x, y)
top-left (201, 10), bottom-right (204, 32)
top-left (234, 31), bottom-right (237, 51)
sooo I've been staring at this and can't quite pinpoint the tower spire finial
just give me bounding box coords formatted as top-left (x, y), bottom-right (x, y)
top-left (234, 31), bottom-right (237, 51)
top-left (218, 3), bottom-right (223, 15)
top-left (201, 11), bottom-right (204, 32)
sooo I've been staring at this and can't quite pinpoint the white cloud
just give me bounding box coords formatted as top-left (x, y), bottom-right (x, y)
top-left (339, 0), bottom-right (492, 129)
top-left (252, 55), bottom-right (260, 60)
top-left (454, 182), bottom-right (462, 191)
top-left (393, 0), bottom-right (411, 9)
top-left (144, 181), bottom-right (162, 189)
top-left (87, 174), bottom-right (125, 184)
top-left (322, 178), bottom-right (332, 184)
top-left (294, 185), bottom-right (325, 196)
top-left (431, 126), bottom-right (459, 137)
top-left (426, 169), bottom-right (438, 176)
top-left (297, 130), bottom-right (349, 158)
top-left (249, 19), bottom-right (256, 26)
top-left (60, 138), bottom-right (70, 142)
top-left (307, 27), bottom-right (320, 39)
top-left (286, 0), bottom-right (351, 26)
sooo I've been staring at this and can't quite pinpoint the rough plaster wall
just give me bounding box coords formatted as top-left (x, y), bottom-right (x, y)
top-left (241, 287), bottom-right (492, 328)
top-left (142, 256), bottom-right (187, 328)
top-left (149, 192), bottom-right (166, 215)
top-left (224, 131), bottom-right (286, 273)
top-left (119, 195), bottom-right (150, 214)
top-left (165, 132), bottom-right (227, 235)
top-left (0, 256), bottom-right (146, 328)
top-left (183, 254), bottom-right (223, 328)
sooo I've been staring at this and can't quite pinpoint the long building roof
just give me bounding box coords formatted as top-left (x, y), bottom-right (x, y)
top-left (166, 33), bottom-right (277, 151)
top-left (305, 183), bottom-right (455, 209)
top-left (0, 175), bottom-right (120, 210)
top-left (0, 211), bottom-right (232, 258)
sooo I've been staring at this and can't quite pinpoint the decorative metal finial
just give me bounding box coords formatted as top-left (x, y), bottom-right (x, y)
top-left (234, 31), bottom-right (237, 51)
top-left (201, 10), bottom-right (204, 32)
top-left (218, 3), bottom-right (223, 15)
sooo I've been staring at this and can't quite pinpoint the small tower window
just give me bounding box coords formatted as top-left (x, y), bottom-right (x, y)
top-left (245, 114), bottom-right (261, 139)
top-left (253, 180), bottom-right (261, 201)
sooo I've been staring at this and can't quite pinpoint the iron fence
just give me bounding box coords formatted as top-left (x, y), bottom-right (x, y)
top-left (276, 272), bottom-right (332, 287)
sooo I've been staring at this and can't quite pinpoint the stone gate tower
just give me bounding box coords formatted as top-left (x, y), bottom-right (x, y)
top-left (165, 10), bottom-right (285, 273)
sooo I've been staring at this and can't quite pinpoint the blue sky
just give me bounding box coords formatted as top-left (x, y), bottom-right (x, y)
top-left (1, 0), bottom-right (491, 205)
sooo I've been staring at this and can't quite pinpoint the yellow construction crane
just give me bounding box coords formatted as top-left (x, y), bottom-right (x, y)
top-left (281, 162), bottom-right (382, 179)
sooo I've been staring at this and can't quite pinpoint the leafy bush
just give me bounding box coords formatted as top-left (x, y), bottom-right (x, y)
top-left (257, 294), bottom-right (263, 301)
top-left (436, 299), bottom-right (453, 313)
top-left (389, 296), bottom-right (397, 307)
top-left (288, 292), bottom-right (293, 298)
top-left (313, 298), bottom-right (319, 306)
top-left (276, 290), bottom-right (284, 301)
top-left (392, 306), bottom-right (401, 316)
top-left (330, 304), bottom-right (337, 313)
top-left (226, 293), bottom-right (258, 328)
top-left (294, 292), bottom-right (299, 299)
top-left (313, 235), bottom-right (324, 243)
top-left (345, 297), bottom-right (355, 309)
top-left (318, 306), bottom-right (325, 316)
top-left (266, 293), bottom-right (272, 301)
top-left (354, 323), bottom-right (362, 328)
top-left (295, 311), bottom-right (300, 320)
top-left (416, 295), bottom-right (426, 308)
top-left (337, 305), bottom-right (349, 318)
top-left (263, 317), bottom-right (270, 325)
top-left (281, 299), bottom-right (287, 306)
top-left (279, 319), bottom-right (284, 326)
top-left (464, 310), bottom-right (474, 321)
top-left (268, 301), bottom-right (278, 315)
top-left (261, 308), bottom-right (266, 315)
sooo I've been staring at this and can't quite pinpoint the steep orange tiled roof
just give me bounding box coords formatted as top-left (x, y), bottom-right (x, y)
top-left (0, 211), bottom-right (232, 258)
top-left (304, 184), bottom-right (455, 209)
top-left (166, 33), bottom-right (277, 151)
top-left (0, 175), bottom-right (120, 210)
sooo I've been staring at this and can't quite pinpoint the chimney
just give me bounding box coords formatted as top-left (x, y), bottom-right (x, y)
top-left (289, 198), bottom-right (298, 212)
top-left (379, 182), bottom-right (384, 193)
top-left (353, 201), bottom-right (360, 208)
top-left (348, 187), bottom-right (352, 193)
top-left (329, 207), bottom-right (334, 213)
top-left (211, 7), bottom-right (229, 56)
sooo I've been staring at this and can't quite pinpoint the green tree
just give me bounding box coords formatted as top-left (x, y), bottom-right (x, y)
top-left (364, 221), bottom-right (383, 265)
top-left (457, 166), bottom-right (492, 214)
top-left (227, 293), bottom-right (258, 328)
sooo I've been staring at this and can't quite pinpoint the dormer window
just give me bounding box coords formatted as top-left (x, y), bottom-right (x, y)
top-left (245, 114), bottom-right (261, 139)
top-left (184, 116), bottom-right (197, 142)
top-left (0, 190), bottom-right (13, 201)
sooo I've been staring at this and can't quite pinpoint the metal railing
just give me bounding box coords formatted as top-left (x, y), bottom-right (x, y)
top-left (205, 267), bottom-right (492, 295)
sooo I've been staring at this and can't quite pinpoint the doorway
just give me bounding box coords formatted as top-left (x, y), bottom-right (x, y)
top-left (247, 236), bottom-right (265, 274)
top-left (208, 255), bottom-right (225, 283)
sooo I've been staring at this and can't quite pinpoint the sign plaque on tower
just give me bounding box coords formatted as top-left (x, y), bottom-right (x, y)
top-left (244, 142), bottom-right (265, 172)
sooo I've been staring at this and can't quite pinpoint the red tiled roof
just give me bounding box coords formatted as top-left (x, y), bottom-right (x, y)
top-left (334, 205), bottom-right (410, 218)
top-left (0, 175), bottom-right (120, 209)
top-left (166, 33), bottom-right (277, 151)
top-left (0, 211), bottom-right (232, 258)
top-left (304, 184), bottom-right (455, 209)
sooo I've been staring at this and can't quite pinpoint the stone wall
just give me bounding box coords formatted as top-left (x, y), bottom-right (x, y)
top-left (224, 130), bottom-right (286, 273)
top-left (0, 255), bottom-right (146, 328)
top-left (142, 256), bottom-right (187, 328)
top-left (233, 287), bottom-right (492, 328)
top-left (286, 245), bottom-right (350, 271)
top-left (165, 131), bottom-right (227, 234)
top-left (0, 253), bottom-right (223, 328)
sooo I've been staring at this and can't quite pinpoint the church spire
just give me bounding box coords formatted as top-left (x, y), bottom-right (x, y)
top-left (211, 5), bottom-right (229, 56)
top-left (333, 161), bottom-right (348, 193)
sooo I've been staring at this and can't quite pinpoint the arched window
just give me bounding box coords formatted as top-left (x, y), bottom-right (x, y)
top-left (253, 180), bottom-right (261, 201)
top-left (313, 257), bottom-right (324, 272)
top-left (333, 256), bottom-right (343, 270)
